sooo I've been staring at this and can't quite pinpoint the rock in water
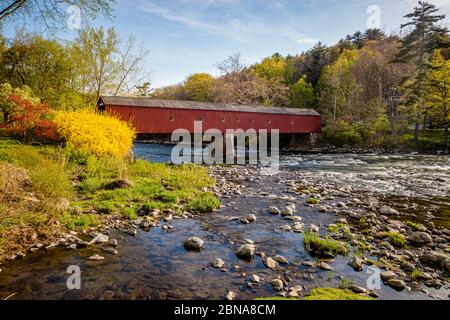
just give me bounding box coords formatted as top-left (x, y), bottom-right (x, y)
top-left (225, 291), bottom-right (236, 300)
top-left (348, 256), bottom-right (364, 271)
top-left (250, 274), bottom-right (260, 283)
top-left (211, 258), bottom-right (225, 269)
top-left (90, 233), bottom-right (109, 245)
top-left (271, 279), bottom-right (284, 291)
top-left (379, 205), bottom-right (399, 215)
top-left (268, 206), bottom-right (281, 215)
top-left (319, 262), bottom-right (333, 270)
top-left (348, 285), bottom-right (367, 294)
top-left (281, 206), bottom-right (294, 216)
top-left (380, 271), bottom-right (396, 282)
top-left (184, 237), bottom-right (204, 251)
top-left (89, 254), bottom-right (104, 261)
top-left (102, 246), bottom-right (119, 255)
top-left (273, 255), bottom-right (289, 264)
top-left (245, 214), bottom-right (257, 222)
top-left (263, 257), bottom-right (278, 269)
top-left (236, 244), bottom-right (255, 259)
top-left (387, 279), bottom-right (406, 291)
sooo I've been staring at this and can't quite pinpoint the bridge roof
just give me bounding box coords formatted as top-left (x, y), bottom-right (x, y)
top-left (99, 96), bottom-right (320, 116)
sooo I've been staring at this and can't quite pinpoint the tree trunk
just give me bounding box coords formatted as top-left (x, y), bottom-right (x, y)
top-left (414, 121), bottom-right (420, 145)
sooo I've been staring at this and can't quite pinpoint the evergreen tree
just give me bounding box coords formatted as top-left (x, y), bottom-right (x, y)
top-left (396, 1), bottom-right (448, 144)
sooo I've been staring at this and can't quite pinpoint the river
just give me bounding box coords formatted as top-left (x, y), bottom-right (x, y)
top-left (0, 143), bottom-right (448, 300)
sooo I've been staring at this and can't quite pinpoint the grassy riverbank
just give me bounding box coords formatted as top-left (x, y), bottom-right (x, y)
top-left (0, 138), bottom-right (219, 261)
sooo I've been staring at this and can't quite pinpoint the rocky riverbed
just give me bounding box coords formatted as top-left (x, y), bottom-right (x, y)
top-left (0, 148), bottom-right (448, 300)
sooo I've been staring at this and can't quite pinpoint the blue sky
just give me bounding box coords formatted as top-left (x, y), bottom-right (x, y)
top-left (4, 0), bottom-right (450, 88)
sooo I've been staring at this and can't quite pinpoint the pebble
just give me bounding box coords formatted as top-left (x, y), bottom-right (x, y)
top-left (89, 254), bottom-right (105, 261)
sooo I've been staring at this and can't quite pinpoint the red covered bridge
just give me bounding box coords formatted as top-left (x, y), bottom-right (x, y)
top-left (97, 96), bottom-right (321, 145)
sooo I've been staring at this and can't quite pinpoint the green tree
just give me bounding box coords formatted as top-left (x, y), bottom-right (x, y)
top-left (253, 53), bottom-right (287, 81)
top-left (396, 1), bottom-right (448, 145)
top-left (423, 50), bottom-right (450, 149)
top-left (290, 76), bottom-right (315, 108)
top-left (73, 26), bottom-right (119, 102)
top-left (184, 73), bottom-right (215, 102)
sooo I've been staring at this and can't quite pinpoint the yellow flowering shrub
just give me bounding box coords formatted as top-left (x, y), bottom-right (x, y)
top-left (54, 109), bottom-right (136, 158)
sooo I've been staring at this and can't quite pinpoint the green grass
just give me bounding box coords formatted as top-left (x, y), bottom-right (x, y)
top-left (186, 192), bottom-right (220, 213)
top-left (0, 139), bottom-right (218, 260)
top-left (303, 231), bottom-right (348, 257)
top-left (398, 130), bottom-right (447, 151)
top-left (303, 288), bottom-right (373, 300)
top-left (306, 198), bottom-right (321, 205)
top-left (405, 220), bottom-right (423, 231)
top-left (381, 231), bottom-right (408, 248)
top-left (410, 268), bottom-right (423, 281)
top-left (328, 223), bottom-right (350, 234)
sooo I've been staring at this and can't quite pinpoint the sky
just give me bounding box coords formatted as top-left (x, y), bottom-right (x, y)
top-left (4, 0), bottom-right (450, 88)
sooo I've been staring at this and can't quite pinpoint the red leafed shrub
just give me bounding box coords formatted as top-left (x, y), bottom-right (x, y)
top-left (1, 95), bottom-right (60, 143)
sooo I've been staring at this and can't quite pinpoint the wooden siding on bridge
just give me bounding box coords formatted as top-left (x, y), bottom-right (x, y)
top-left (99, 97), bottom-right (321, 134)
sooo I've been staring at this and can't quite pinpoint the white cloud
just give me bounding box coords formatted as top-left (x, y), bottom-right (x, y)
top-left (137, 0), bottom-right (317, 46)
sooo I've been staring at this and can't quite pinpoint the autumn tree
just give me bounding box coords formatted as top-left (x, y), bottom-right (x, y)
top-left (214, 54), bottom-right (270, 105)
top-left (423, 50), bottom-right (450, 149)
top-left (184, 73), bottom-right (215, 102)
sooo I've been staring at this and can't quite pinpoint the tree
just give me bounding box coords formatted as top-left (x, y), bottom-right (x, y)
top-left (213, 68), bottom-right (269, 105)
top-left (253, 53), bottom-right (287, 82)
top-left (135, 82), bottom-right (152, 97)
top-left (184, 73), bottom-right (215, 102)
top-left (290, 76), bottom-right (315, 108)
top-left (423, 50), bottom-right (450, 150)
top-left (151, 84), bottom-right (187, 100)
top-left (73, 27), bottom-right (119, 102)
top-left (113, 37), bottom-right (150, 96)
top-left (364, 28), bottom-right (385, 41)
top-left (0, 83), bottom-right (39, 123)
top-left (0, 0), bottom-right (114, 32)
top-left (396, 1), bottom-right (448, 144)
